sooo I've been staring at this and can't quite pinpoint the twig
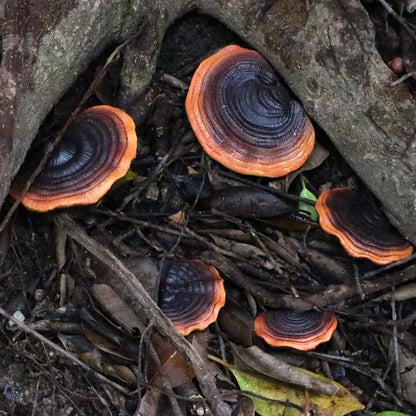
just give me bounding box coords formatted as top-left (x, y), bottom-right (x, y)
top-left (165, 160), bottom-right (207, 257)
top-left (148, 339), bottom-right (184, 416)
top-left (345, 310), bottom-right (416, 328)
top-left (377, 0), bottom-right (416, 41)
top-left (406, 0), bottom-right (416, 13)
top-left (96, 209), bottom-right (267, 267)
top-left (222, 389), bottom-right (305, 413)
top-left (353, 263), bottom-right (365, 300)
top-left (22, 350), bottom-right (89, 416)
top-left (198, 250), bottom-right (313, 310)
top-left (119, 128), bottom-right (190, 210)
top-left (209, 209), bottom-right (284, 271)
top-left (360, 252), bottom-right (416, 280)
top-left (56, 213), bottom-right (231, 416)
top-left (391, 289), bottom-right (402, 395)
top-left (32, 378), bottom-right (40, 416)
top-left (391, 71), bottom-right (416, 86)
top-left (0, 305), bottom-right (130, 395)
top-left (306, 264), bottom-right (416, 308)
top-left (309, 351), bottom-right (404, 408)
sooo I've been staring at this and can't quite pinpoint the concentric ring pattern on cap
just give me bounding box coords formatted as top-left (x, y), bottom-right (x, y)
top-left (10, 105), bottom-right (137, 211)
top-left (159, 259), bottom-right (226, 336)
top-left (186, 45), bottom-right (315, 177)
top-left (316, 188), bottom-right (413, 265)
top-left (254, 309), bottom-right (337, 350)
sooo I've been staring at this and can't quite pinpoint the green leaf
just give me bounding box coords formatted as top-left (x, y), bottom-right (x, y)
top-left (374, 412), bottom-right (411, 416)
top-left (231, 368), bottom-right (364, 416)
top-left (209, 355), bottom-right (364, 416)
top-left (299, 177), bottom-right (318, 221)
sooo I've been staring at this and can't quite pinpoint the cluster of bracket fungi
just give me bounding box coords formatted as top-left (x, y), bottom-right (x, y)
top-left (10, 45), bottom-right (414, 351)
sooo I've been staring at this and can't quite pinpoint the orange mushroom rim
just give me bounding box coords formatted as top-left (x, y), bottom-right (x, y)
top-left (316, 188), bottom-right (413, 265)
top-left (10, 105), bottom-right (137, 212)
top-left (185, 44), bottom-right (315, 177)
top-left (254, 310), bottom-right (338, 351)
top-left (158, 259), bottom-right (226, 336)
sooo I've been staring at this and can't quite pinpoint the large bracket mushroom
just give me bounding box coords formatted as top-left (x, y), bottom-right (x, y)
top-left (10, 106), bottom-right (137, 211)
top-left (0, 0), bottom-right (415, 244)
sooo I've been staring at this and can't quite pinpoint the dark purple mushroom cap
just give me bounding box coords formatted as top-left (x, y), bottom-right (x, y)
top-left (254, 309), bottom-right (337, 350)
top-left (316, 188), bottom-right (413, 265)
top-left (10, 105), bottom-right (137, 211)
top-left (185, 45), bottom-right (315, 177)
top-left (159, 259), bottom-right (226, 335)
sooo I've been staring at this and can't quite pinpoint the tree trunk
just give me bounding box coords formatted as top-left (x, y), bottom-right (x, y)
top-left (1, 0), bottom-right (415, 243)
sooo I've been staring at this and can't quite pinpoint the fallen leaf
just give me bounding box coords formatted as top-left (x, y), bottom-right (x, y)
top-left (208, 186), bottom-right (294, 218)
top-left (149, 333), bottom-right (196, 388)
top-left (210, 235), bottom-right (266, 259)
top-left (231, 345), bottom-right (336, 396)
top-left (234, 395), bottom-right (255, 416)
top-left (233, 369), bottom-right (363, 416)
top-left (396, 345), bottom-right (416, 406)
top-left (299, 247), bottom-right (354, 284)
top-left (375, 412), bottom-right (411, 416)
top-left (58, 334), bottom-right (94, 355)
top-left (168, 210), bottom-right (187, 224)
top-left (210, 355), bottom-right (364, 416)
top-left (299, 177), bottom-right (318, 221)
top-left (137, 389), bottom-right (161, 416)
top-left (109, 365), bottom-right (136, 385)
top-left (82, 323), bottom-right (137, 360)
top-left (217, 301), bottom-right (254, 348)
top-left (284, 144), bottom-right (329, 189)
top-left (92, 283), bottom-right (144, 335)
top-left (149, 348), bottom-right (195, 388)
top-left (80, 350), bottom-right (136, 385)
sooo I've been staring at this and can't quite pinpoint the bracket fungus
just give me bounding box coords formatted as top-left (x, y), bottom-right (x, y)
top-left (186, 45), bottom-right (315, 177)
top-left (10, 105), bottom-right (137, 212)
top-left (254, 309), bottom-right (337, 351)
top-left (316, 188), bottom-right (413, 265)
top-left (158, 259), bottom-right (226, 336)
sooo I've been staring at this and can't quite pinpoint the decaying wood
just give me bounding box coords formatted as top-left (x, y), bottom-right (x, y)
top-left (0, 0), bottom-right (415, 244)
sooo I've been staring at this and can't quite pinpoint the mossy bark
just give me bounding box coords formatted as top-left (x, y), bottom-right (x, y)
top-left (1, 0), bottom-right (415, 243)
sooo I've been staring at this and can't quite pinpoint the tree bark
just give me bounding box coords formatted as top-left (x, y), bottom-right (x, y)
top-left (1, 0), bottom-right (415, 243)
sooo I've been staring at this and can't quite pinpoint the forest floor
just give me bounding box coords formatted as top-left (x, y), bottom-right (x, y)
top-left (0, 7), bottom-right (415, 416)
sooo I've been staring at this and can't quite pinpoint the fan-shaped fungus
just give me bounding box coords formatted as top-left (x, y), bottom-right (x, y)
top-left (10, 105), bottom-right (137, 211)
top-left (159, 259), bottom-right (226, 336)
top-left (186, 45), bottom-right (315, 177)
top-left (254, 310), bottom-right (337, 351)
top-left (316, 188), bottom-right (413, 265)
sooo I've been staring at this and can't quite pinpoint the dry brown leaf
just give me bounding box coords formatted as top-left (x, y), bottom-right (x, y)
top-left (82, 323), bottom-right (137, 361)
top-left (235, 395), bottom-right (255, 416)
top-left (217, 301), bottom-right (254, 348)
top-left (92, 283), bottom-right (144, 335)
top-left (210, 235), bottom-right (266, 258)
top-left (397, 345), bottom-right (416, 405)
top-left (137, 389), bottom-right (161, 416)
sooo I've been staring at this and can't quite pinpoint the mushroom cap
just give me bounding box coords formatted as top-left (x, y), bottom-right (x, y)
top-left (254, 310), bottom-right (337, 351)
top-left (316, 188), bottom-right (413, 265)
top-left (185, 45), bottom-right (315, 177)
top-left (159, 259), bottom-right (226, 336)
top-left (10, 105), bottom-right (137, 211)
